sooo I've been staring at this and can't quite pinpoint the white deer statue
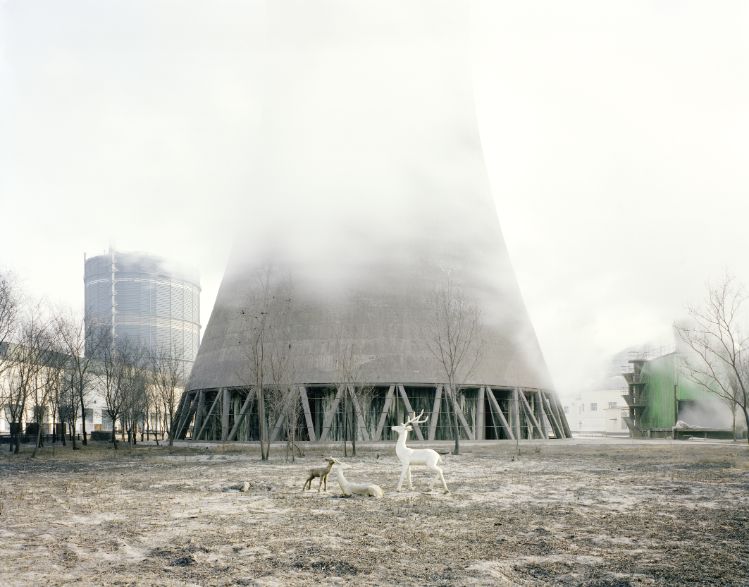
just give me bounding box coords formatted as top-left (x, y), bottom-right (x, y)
top-left (392, 410), bottom-right (449, 493)
top-left (334, 463), bottom-right (384, 498)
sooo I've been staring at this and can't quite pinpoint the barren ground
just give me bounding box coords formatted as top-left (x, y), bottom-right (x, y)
top-left (0, 438), bottom-right (747, 586)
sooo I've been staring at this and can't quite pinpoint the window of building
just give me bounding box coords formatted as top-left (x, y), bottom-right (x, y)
top-left (608, 401), bottom-right (617, 409)
top-left (590, 403), bottom-right (598, 412)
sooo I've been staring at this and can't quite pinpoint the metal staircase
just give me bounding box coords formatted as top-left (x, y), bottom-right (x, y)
top-left (622, 360), bottom-right (648, 438)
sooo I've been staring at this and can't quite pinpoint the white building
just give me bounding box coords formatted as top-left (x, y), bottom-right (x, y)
top-left (0, 343), bottom-right (173, 440)
top-left (562, 386), bottom-right (629, 436)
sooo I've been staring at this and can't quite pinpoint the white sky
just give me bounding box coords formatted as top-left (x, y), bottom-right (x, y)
top-left (1, 0), bottom-right (748, 396)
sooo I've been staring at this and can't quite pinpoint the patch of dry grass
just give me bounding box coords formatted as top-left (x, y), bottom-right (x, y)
top-left (0, 439), bottom-right (747, 586)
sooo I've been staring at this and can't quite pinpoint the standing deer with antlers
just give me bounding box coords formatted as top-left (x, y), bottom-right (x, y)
top-left (392, 410), bottom-right (449, 493)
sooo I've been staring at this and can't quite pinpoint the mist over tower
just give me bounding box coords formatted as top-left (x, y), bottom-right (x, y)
top-left (175, 0), bottom-right (570, 443)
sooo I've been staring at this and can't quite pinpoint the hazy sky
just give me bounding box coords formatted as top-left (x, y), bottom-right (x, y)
top-left (1, 0), bottom-right (748, 396)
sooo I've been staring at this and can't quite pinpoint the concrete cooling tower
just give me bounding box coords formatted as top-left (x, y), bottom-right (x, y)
top-left (174, 1), bottom-right (570, 443)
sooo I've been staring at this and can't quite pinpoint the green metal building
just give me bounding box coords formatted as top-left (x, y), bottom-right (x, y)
top-left (622, 352), bottom-right (732, 439)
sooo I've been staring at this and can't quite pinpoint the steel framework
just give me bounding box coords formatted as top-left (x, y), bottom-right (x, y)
top-left (173, 384), bottom-right (571, 442)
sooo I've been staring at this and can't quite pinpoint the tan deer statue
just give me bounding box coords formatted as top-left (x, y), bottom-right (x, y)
top-left (303, 457), bottom-right (339, 492)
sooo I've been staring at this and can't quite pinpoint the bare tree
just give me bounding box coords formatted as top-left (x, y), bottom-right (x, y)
top-left (239, 268), bottom-right (293, 461)
top-left (58, 321), bottom-right (101, 451)
top-left (145, 382), bottom-right (160, 443)
top-left (241, 276), bottom-right (270, 460)
top-left (55, 313), bottom-right (98, 446)
top-left (334, 338), bottom-right (373, 457)
top-left (59, 362), bottom-right (82, 449)
top-left (0, 272), bottom-right (18, 356)
top-left (268, 384), bottom-right (304, 462)
top-left (425, 275), bottom-right (482, 455)
top-left (282, 387), bottom-right (304, 462)
top-left (121, 349), bottom-right (149, 446)
top-left (149, 343), bottom-right (184, 446)
top-left (48, 354), bottom-right (65, 446)
top-left (0, 273), bottom-right (19, 404)
top-left (98, 336), bottom-right (132, 449)
top-left (266, 310), bottom-right (302, 462)
top-left (2, 310), bottom-right (51, 454)
top-left (31, 327), bottom-right (66, 457)
top-left (675, 276), bottom-right (749, 443)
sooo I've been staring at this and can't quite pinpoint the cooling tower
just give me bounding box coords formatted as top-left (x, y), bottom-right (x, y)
top-left (174, 1), bottom-right (570, 443)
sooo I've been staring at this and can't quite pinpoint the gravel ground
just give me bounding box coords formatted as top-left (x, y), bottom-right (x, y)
top-left (0, 438), bottom-right (747, 586)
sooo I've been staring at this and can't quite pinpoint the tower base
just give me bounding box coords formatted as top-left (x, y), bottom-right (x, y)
top-left (173, 384), bottom-right (571, 442)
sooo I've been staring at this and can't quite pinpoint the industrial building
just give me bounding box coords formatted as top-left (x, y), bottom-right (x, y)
top-left (172, 6), bottom-right (570, 444)
top-left (84, 250), bottom-right (200, 376)
top-left (0, 342), bottom-right (172, 442)
top-left (623, 352), bottom-right (739, 439)
top-left (562, 386), bottom-right (629, 437)
top-left (561, 349), bottom-right (653, 437)
top-left (174, 242), bottom-right (571, 442)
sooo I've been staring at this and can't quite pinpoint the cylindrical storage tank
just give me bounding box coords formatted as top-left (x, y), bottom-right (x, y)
top-left (84, 250), bottom-right (201, 377)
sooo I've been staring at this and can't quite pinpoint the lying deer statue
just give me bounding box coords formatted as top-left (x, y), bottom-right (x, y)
top-left (392, 410), bottom-right (449, 493)
top-left (334, 463), bottom-right (384, 498)
top-left (303, 457), bottom-right (339, 492)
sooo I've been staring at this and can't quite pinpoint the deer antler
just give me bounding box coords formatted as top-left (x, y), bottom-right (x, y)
top-left (404, 410), bottom-right (429, 426)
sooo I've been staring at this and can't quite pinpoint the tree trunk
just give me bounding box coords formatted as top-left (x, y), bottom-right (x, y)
top-left (11, 420), bottom-right (20, 454)
top-left (257, 387), bottom-right (268, 461)
top-left (70, 421), bottom-right (78, 450)
top-left (111, 424), bottom-right (118, 449)
top-left (343, 393), bottom-right (349, 458)
top-left (742, 405), bottom-right (749, 445)
top-left (38, 417), bottom-right (44, 448)
top-left (351, 392), bottom-right (357, 458)
top-left (79, 387), bottom-right (88, 446)
top-left (449, 384), bottom-right (461, 455)
top-left (9, 420), bottom-right (16, 453)
top-left (32, 424), bottom-right (42, 457)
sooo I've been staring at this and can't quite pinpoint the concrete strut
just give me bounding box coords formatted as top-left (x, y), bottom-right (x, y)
top-left (172, 384), bottom-right (567, 443)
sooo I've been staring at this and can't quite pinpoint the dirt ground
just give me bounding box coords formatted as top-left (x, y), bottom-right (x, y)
top-left (0, 438), bottom-right (747, 586)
